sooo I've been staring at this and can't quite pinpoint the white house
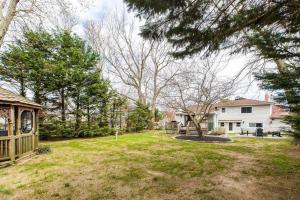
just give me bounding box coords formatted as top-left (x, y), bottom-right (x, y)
top-left (174, 96), bottom-right (291, 133)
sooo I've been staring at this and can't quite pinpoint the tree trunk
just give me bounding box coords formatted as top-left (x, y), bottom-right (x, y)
top-left (75, 96), bottom-right (81, 130)
top-left (0, 0), bottom-right (20, 47)
top-left (111, 103), bottom-right (115, 128)
top-left (61, 89), bottom-right (66, 123)
top-left (19, 77), bottom-right (26, 97)
top-left (87, 103), bottom-right (91, 129)
top-left (138, 89), bottom-right (146, 104)
top-left (274, 59), bottom-right (286, 72)
top-left (196, 125), bottom-right (203, 138)
top-left (149, 104), bottom-right (156, 130)
top-left (274, 59), bottom-right (294, 105)
top-left (34, 92), bottom-right (42, 105)
top-left (119, 108), bottom-right (122, 129)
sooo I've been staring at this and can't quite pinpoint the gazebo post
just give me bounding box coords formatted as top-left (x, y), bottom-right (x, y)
top-left (16, 107), bottom-right (21, 157)
top-left (16, 107), bottom-right (21, 135)
top-left (8, 106), bottom-right (15, 162)
top-left (32, 110), bottom-right (36, 150)
top-left (35, 109), bottom-right (39, 149)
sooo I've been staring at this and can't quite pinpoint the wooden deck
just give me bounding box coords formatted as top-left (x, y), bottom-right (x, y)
top-left (165, 121), bottom-right (208, 134)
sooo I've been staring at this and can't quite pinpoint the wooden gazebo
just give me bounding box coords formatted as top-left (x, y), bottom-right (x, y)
top-left (0, 88), bottom-right (42, 164)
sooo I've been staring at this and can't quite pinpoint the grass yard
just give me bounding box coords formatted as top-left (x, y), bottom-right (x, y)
top-left (0, 131), bottom-right (299, 200)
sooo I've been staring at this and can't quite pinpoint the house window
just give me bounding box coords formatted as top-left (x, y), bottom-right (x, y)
top-left (249, 123), bottom-right (263, 128)
top-left (236, 122), bottom-right (241, 127)
top-left (222, 107), bottom-right (226, 113)
top-left (256, 123), bottom-right (263, 128)
top-left (220, 122), bottom-right (225, 127)
top-left (21, 111), bottom-right (33, 134)
top-left (241, 107), bottom-right (252, 113)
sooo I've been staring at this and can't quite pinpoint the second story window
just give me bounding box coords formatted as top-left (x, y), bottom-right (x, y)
top-left (241, 107), bottom-right (252, 113)
top-left (221, 107), bottom-right (226, 113)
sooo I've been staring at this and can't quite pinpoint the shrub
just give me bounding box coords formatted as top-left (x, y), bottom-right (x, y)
top-left (39, 120), bottom-right (116, 140)
top-left (36, 146), bottom-right (51, 154)
top-left (211, 128), bottom-right (226, 135)
top-left (127, 101), bottom-right (151, 132)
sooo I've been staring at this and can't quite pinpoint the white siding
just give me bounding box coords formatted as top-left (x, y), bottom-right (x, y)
top-left (217, 105), bottom-right (272, 133)
top-left (175, 114), bottom-right (185, 125)
top-left (269, 118), bottom-right (291, 132)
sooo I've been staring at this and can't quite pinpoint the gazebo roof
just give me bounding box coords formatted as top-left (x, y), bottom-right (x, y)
top-left (0, 87), bottom-right (42, 109)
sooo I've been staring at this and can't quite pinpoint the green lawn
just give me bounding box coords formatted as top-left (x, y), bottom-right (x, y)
top-left (0, 131), bottom-right (299, 200)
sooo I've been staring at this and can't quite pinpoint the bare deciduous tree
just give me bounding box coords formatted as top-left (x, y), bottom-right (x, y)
top-left (165, 58), bottom-right (235, 137)
top-left (104, 15), bottom-right (152, 104)
top-left (0, 0), bottom-right (80, 48)
top-left (0, 0), bottom-right (49, 46)
top-left (148, 41), bottom-right (179, 128)
top-left (85, 12), bottom-right (180, 128)
top-left (85, 21), bottom-right (104, 72)
top-left (0, 0), bottom-right (19, 46)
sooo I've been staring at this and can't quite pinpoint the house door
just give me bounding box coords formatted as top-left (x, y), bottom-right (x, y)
top-left (229, 122), bottom-right (233, 131)
top-left (208, 122), bottom-right (214, 131)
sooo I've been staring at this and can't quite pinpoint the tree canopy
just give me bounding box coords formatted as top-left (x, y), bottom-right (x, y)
top-left (125, 0), bottom-right (300, 59)
top-left (0, 29), bottom-right (127, 137)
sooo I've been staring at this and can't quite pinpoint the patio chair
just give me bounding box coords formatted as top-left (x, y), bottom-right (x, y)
top-left (272, 131), bottom-right (281, 137)
top-left (240, 129), bottom-right (249, 136)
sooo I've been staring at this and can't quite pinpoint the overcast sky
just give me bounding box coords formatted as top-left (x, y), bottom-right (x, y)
top-left (69, 0), bottom-right (271, 101)
top-left (1, 0), bottom-right (271, 102)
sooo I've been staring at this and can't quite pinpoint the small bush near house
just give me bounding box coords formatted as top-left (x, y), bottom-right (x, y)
top-left (211, 128), bottom-right (225, 135)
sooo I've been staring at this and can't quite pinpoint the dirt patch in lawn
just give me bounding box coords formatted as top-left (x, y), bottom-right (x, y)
top-left (287, 148), bottom-right (300, 159)
top-left (207, 150), bottom-right (300, 200)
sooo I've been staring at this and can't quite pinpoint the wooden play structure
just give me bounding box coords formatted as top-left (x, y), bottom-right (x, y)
top-left (0, 88), bottom-right (42, 165)
top-left (165, 121), bottom-right (208, 135)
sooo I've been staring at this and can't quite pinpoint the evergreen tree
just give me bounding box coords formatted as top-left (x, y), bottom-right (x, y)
top-left (127, 101), bottom-right (151, 132)
top-left (0, 45), bottom-right (29, 97)
top-left (83, 70), bottom-right (111, 129)
top-left (47, 31), bottom-right (98, 124)
top-left (1, 30), bottom-right (55, 102)
top-left (125, 0), bottom-right (299, 59)
top-left (255, 64), bottom-right (300, 138)
top-left (109, 95), bottom-right (127, 129)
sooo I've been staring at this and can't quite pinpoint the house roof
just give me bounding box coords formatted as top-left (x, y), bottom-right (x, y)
top-left (217, 98), bottom-right (271, 107)
top-left (163, 110), bottom-right (176, 121)
top-left (186, 105), bottom-right (215, 113)
top-left (0, 87), bottom-right (42, 109)
top-left (176, 98), bottom-right (271, 114)
top-left (271, 105), bottom-right (289, 118)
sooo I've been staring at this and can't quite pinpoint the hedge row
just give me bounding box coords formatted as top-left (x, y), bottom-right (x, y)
top-left (39, 123), bottom-right (116, 140)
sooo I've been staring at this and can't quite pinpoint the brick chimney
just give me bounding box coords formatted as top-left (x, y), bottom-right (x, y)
top-left (264, 93), bottom-right (269, 102)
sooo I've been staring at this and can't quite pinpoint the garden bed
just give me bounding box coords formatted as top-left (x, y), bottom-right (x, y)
top-left (175, 135), bottom-right (231, 142)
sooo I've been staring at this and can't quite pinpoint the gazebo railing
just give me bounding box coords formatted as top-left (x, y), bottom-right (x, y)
top-left (0, 136), bottom-right (11, 161)
top-left (0, 134), bottom-right (35, 162)
top-left (15, 134), bottom-right (34, 156)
